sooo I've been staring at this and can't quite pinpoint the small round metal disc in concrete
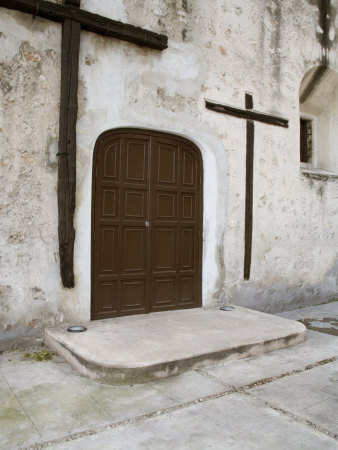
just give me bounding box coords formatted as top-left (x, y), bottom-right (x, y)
top-left (220, 306), bottom-right (235, 311)
top-left (67, 325), bottom-right (87, 332)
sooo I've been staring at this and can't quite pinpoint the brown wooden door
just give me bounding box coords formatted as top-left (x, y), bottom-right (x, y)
top-left (91, 129), bottom-right (202, 319)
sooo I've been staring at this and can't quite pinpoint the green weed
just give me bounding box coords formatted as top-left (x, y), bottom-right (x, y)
top-left (33, 350), bottom-right (54, 361)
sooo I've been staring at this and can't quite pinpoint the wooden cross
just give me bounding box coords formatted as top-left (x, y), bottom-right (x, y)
top-left (206, 94), bottom-right (288, 280)
top-left (0, 0), bottom-right (167, 288)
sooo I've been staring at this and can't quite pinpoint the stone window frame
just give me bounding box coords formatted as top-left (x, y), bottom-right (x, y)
top-left (299, 67), bottom-right (338, 178)
top-left (300, 112), bottom-right (317, 170)
top-left (299, 112), bottom-right (338, 180)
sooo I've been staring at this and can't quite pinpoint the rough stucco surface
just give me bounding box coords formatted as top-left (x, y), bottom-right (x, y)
top-left (0, 12), bottom-right (63, 343)
top-left (0, 0), bottom-right (338, 343)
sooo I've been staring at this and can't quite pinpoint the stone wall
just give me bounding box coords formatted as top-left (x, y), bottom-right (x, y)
top-left (0, 0), bottom-right (337, 345)
top-left (0, 12), bottom-right (62, 345)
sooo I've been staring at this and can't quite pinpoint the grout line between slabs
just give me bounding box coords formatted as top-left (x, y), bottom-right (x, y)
top-left (3, 378), bottom-right (43, 441)
top-left (244, 390), bottom-right (338, 441)
top-left (21, 355), bottom-right (338, 449)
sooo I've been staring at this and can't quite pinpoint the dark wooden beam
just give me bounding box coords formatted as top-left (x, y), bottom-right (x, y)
top-left (57, 15), bottom-right (81, 288)
top-left (206, 93), bottom-right (289, 281)
top-left (244, 94), bottom-right (254, 280)
top-left (0, 0), bottom-right (167, 289)
top-left (0, 0), bottom-right (168, 50)
top-left (205, 100), bottom-right (289, 128)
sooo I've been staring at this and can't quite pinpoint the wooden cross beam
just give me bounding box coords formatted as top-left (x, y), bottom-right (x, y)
top-left (0, 0), bottom-right (168, 50)
top-left (0, 0), bottom-right (168, 288)
top-left (206, 95), bottom-right (289, 280)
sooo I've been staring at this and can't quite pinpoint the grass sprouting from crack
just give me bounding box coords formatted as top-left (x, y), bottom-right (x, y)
top-left (22, 349), bottom-right (55, 361)
top-left (33, 350), bottom-right (55, 361)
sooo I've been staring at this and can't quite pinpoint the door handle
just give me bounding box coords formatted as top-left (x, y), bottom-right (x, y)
top-left (145, 221), bottom-right (151, 227)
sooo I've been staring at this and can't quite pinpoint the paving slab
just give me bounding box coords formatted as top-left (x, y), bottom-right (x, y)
top-left (0, 354), bottom-right (116, 443)
top-left (76, 382), bottom-right (176, 423)
top-left (204, 330), bottom-right (338, 387)
top-left (278, 301), bottom-right (338, 321)
top-left (298, 397), bottom-right (338, 435)
top-left (0, 318), bottom-right (337, 450)
top-left (52, 392), bottom-right (338, 450)
top-left (152, 370), bottom-right (229, 403)
top-left (0, 380), bottom-right (42, 450)
top-left (289, 361), bottom-right (338, 396)
top-left (45, 307), bottom-right (305, 385)
top-left (249, 360), bottom-right (338, 435)
top-left (0, 356), bottom-right (72, 392)
top-left (0, 349), bottom-right (176, 447)
top-left (14, 378), bottom-right (114, 442)
top-left (250, 375), bottom-right (335, 414)
top-left (278, 301), bottom-right (338, 336)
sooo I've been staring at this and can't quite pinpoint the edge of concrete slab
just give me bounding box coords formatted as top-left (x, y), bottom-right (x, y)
top-left (45, 317), bottom-right (306, 385)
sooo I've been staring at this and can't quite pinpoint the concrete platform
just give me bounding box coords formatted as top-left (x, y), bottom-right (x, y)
top-left (44, 307), bottom-right (306, 385)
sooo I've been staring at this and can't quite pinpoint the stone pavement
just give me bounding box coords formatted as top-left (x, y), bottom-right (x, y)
top-left (0, 302), bottom-right (337, 449)
top-left (278, 301), bottom-right (338, 336)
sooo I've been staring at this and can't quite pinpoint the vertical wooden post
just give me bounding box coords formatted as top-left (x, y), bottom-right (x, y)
top-left (244, 93), bottom-right (254, 280)
top-left (57, 0), bottom-right (81, 288)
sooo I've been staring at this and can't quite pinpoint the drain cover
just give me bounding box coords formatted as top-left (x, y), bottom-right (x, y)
top-left (220, 306), bottom-right (235, 311)
top-left (67, 325), bottom-right (87, 332)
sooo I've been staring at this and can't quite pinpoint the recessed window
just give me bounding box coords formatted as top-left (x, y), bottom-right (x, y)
top-left (300, 118), bottom-right (312, 163)
top-left (299, 66), bottom-right (338, 173)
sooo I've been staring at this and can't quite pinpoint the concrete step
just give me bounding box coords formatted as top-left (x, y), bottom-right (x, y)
top-left (44, 307), bottom-right (306, 385)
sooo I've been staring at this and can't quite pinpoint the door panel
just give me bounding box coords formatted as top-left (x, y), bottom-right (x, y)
top-left (181, 228), bottom-right (194, 269)
top-left (152, 277), bottom-right (176, 308)
top-left (179, 275), bottom-right (195, 305)
top-left (98, 281), bottom-right (118, 312)
top-left (103, 141), bottom-right (120, 179)
top-left (182, 194), bottom-right (195, 221)
top-left (122, 228), bottom-right (146, 272)
top-left (156, 143), bottom-right (177, 184)
top-left (101, 188), bottom-right (118, 218)
top-left (182, 148), bottom-right (196, 187)
top-left (153, 228), bottom-right (177, 270)
top-left (121, 280), bottom-right (146, 310)
top-left (156, 192), bottom-right (177, 220)
top-left (99, 227), bottom-right (117, 272)
top-left (92, 130), bottom-right (202, 319)
top-left (123, 190), bottom-right (147, 219)
top-left (124, 139), bottom-right (148, 183)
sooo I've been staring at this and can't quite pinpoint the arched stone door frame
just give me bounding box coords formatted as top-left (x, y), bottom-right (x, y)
top-left (91, 128), bottom-right (203, 319)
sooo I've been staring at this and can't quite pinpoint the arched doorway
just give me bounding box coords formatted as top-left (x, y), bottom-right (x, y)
top-left (91, 129), bottom-right (203, 319)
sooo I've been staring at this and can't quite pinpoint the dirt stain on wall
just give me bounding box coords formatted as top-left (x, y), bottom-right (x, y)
top-left (306, 0), bottom-right (337, 64)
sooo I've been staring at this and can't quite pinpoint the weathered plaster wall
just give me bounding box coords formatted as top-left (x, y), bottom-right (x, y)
top-left (1, 0), bottom-right (338, 344)
top-left (0, 11), bottom-right (62, 344)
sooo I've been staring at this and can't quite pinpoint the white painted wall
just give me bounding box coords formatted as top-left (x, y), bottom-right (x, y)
top-left (0, 0), bottom-right (338, 344)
